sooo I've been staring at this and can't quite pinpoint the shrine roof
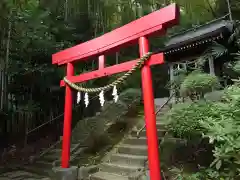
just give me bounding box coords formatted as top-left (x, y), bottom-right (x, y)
top-left (164, 17), bottom-right (234, 55)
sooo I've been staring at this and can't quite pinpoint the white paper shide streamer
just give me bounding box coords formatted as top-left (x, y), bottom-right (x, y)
top-left (112, 85), bottom-right (119, 103)
top-left (99, 90), bottom-right (105, 107)
top-left (84, 93), bottom-right (89, 107)
top-left (77, 92), bottom-right (81, 104)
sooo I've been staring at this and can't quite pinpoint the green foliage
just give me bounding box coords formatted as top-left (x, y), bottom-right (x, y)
top-left (222, 84), bottom-right (240, 103)
top-left (198, 85), bottom-right (240, 176)
top-left (165, 85), bottom-right (240, 178)
top-left (170, 167), bottom-right (233, 180)
top-left (166, 68), bottom-right (188, 102)
top-left (162, 101), bottom-right (213, 139)
top-left (233, 60), bottom-right (240, 74)
top-left (180, 71), bottom-right (220, 98)
top-left (167, 69), bottom-right (188, 91)
top-left (170, 166), bottom-right (203, 180)
top-left (195, 42), bottom-right (228, 69)
top-left (164, 2), bottom-right (240, 177)
top-left (118, 88), bottom-right (141, 101)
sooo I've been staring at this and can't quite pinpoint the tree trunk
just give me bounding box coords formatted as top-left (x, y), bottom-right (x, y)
top-left (1, 17), bottom-right (11, 110)
top-left (4, 20), bottom-right (12, 110)
top-left (0, 28), bottom-right (6, 110)
top-left (64, 0), bottom-right (68, 21)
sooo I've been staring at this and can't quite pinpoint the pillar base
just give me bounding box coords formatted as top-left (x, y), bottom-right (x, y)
top-left (52, 166), bottom-right (78, 180)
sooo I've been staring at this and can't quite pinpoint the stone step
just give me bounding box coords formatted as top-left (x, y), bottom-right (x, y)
top-left (124, 137), bottom-right (147, 145)
top-left (138, 121), bottom-right (166, 129)
top-left (109, 153), bottom-right (147, 166)
top-left (124, 137), bottom-right (185, 146)
top-left (132, 129), bottom-right (166, 138)
top-left (156, 104), bottom-right (169, 110)
top-left (156, 110), bottom-right (168, 116)
top-left (156, 122), bottom-right (167, 129)
top-left (90, 171), bottom-right (128, 180)
top-left (99, 163), bottom-right (142, 176)
top-left (156, 108), bottom-right (169, 114)
top-left (117, 145), bottom-right (147, 156)
top-left (155, 104), bottom-right (170, 110)
top-left (21, 165), bottom-right (52, 177)
top-left (26, 178), bottom-right (50, 180)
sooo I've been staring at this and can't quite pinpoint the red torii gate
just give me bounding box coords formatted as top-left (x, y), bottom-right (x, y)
top-left (52, 4), bottom-right (179, 180)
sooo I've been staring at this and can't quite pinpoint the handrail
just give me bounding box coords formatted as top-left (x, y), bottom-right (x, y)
top-left (136, 93), bottom-right (175, 137)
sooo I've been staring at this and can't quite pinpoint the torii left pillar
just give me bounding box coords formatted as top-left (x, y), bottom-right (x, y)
top-left (51, 4), bottom-right (179, 180)
top-left (52, 62), bottom-right (78, 180)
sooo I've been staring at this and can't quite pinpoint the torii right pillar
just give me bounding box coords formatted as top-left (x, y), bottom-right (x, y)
top-left (139, 37), bottom-right (161, 179)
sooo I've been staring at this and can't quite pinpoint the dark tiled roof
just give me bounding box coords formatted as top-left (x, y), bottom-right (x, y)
top-left (164, 20), bottom-right (234, 54)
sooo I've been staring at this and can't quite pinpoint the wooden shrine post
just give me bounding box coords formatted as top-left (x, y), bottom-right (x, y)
top-left (52, 4), bottom-right (179, 180)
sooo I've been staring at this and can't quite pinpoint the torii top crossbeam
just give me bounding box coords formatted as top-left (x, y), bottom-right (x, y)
top-left (52, 4), bottom-right (179, 65)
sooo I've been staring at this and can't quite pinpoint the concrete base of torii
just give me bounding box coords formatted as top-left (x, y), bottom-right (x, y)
top-left (52, 166), bottom-right (78, 180)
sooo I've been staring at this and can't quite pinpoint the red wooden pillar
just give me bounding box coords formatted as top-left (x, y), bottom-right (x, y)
top-left (139, 37), bottom-right (161, 180)
top-left (61, 62), bottom-right (74, 168)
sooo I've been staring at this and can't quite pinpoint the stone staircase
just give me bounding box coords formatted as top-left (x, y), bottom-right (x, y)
top-left (89, 105), bottom-right (185, 180)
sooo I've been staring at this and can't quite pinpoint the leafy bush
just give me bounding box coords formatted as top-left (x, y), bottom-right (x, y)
top-left (166, 84), bottom-right (240, 178)
top-left (222, 84), bottom-right (240, 103)
top-left (162, 101), bottom-right (213, 139)
top-left (233, 60), bottom-right (240, 74)
top-left (180, 71), bottom-right (220, 98)
top-left (199, 85), bottom-right (240, 177)
top-left (170, 167), bottom-right (233, 180)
